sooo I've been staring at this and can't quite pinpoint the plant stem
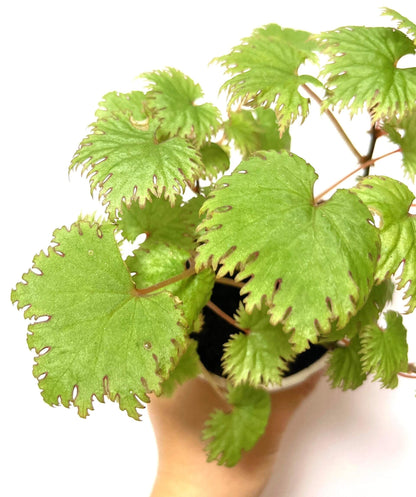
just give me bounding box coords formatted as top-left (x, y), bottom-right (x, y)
top-left (206, 301), bottom-right (249, 334)
top-left (216, 277), bottom-right (244, 289)
top-left (361, 124), bottom-right (378, 177)
top-left (132, 266), bottom-right (196, 296)
top-left (314, 148), bottom-right (401, 203)
top-left (399, 363), bottom-right (416, 379)
top-left (302, 84), bottom-right (363, 162)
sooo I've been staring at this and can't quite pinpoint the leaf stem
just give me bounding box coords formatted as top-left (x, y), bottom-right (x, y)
top-left (132, 266), bottom-right (196, 296)
top-left (206, 301), bottom-right (249, 334)
top-left (216, 277), bottom-right (244, 289)
top-left (302, 84), bottom-right (363, 162)
top-left (314, 148), bottom-right (402, 203)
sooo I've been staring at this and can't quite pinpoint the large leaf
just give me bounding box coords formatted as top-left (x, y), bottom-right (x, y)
top-left (143, 68), bottom-right (221, 145)
top-left (361, 311), bottom-right (408, 388)
top-left (70, 112), bottom-right (204, 214)
top-left (196, 151), bottom-right (379, 351)
top-left (318, 26), bottom-right (416, 119)
top-left (11, 221), bottom-right (187, 420)
top-left (222, 305), bottom-right (295, 387)
top-left (202, 384), bottom-right (270, 467)
top-left (216, 24), bottom-right (321, 132)
top-left (354, 176), bottom-right (416, 312)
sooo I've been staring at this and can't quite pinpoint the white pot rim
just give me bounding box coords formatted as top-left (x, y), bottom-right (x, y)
top-left (269, 350), bottom-right (329, 392)
top-left (200, 350), bottom-right (329, 397)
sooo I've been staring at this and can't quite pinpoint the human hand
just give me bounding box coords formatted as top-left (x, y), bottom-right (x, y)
top-left (148, 370), bottom-right (323, 497)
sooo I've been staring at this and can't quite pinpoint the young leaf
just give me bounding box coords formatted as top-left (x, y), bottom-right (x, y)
top-left (118, 195), bottom-right (204, 250)
top-left (128, 243), bottom-right (215, 326)
top-left (202, 384), bottom-right (271, 466)
top-left (196, 151), bottom-right (379, 352)
top-left (318, 26), bottom-right (416, 119)
top-left (160, 340), bottom-right (201, 397)
top-left (360, 311), bottom-right (408, 388)
top-left (216, 24), bottom-right (321, 132)
top-left (199, 142), bottom-right (231, 179)
top-left (222, 305), bottom-right (296, 387)
top-left (327, 336), bottom-right (367, 391)
top-left (70, 112), bottom-right (204, 214)
top-left (95, 91), bottom-right (147, 120)
top-left (353, 176), bottom-right (416, 312)
top-left (11, 221), bottom-right (187, 420)
top-left (382, 8), bottom-right (416, 43)
top-left (223, 108), bottom-right (291, 158)
top-left (143, 68), bottom-right (221, 145)
top-left (384, 110), bottom-right (416, 179)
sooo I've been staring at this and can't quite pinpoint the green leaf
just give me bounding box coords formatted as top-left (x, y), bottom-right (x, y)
top-left (196, 151), bottom-right (379, 352)
top-left (202, 384), bottom-right (270, 466)
top-left (318, 26), bottom-right (416, 119)
top-left (160, 340), bottom-right (201, 397)
top-left (382, 8), bottom-right (416, 43)
top-left (70, 112), bottom-right (204, 214)
top-left (353, 176), bottom-right (416, 312)
top-left (320, 279), bottom-right (394, 343)
top-left (95, 91), bottom-right (147, 121)
top-left (118, 195), bottom-right (204, 250)
top-left (143, 68), bottom-right (221, 145)
top-left (216, 24), bottom-right (321, 132)
top-left (327, 336), bottom-right (367, 391)
top-left (222, 305), bottom-right (296, 387)
top-left (127, 243), bottom-right (215, 326)
top-left (11, 221), bottom-right (187, 420)
top-left (199, 142), bottom-right (230, 178)
top-left (360, 311), bottom-right (408, 388)
top-left (223, 108), bottom-right (291, 158)
top-left (384, 110), bottom-right (416, 179)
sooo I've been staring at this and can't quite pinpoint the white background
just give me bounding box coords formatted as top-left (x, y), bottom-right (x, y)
top-left (2, 1), bottom-right (416, 496)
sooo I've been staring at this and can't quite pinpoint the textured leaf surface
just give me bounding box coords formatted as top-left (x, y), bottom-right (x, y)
top-left (128, 243), bottom-right (215, 325)
top-left (143, 68), bottom-right (220, 145)
top-left (384, 110), bottom-right (416, 179)
top-left (327, 336), bottom-right (367, 391)
top-left (354, 176), bottom-right (416, 312)
top-left (118, 195), bottom-right (204, 250)
top-left (202, 384), bottom-right (270, 466)
top-left (222, 305), bottom-right (295, 387)
top-left (95, 91), bottom-right (147, 120)
top-left (11, 221), bottom-right (187, 419)
top-left (318, 26), bottom-right (416, 119)
top-left (196, 151), bottom-right (379, 351)
top-left (382, 8), bottom-right (416, 42)
top-left (361, 311), bottom-right (408, 388)
top-left (70, 112), bottom-right (203, 214)
top-left (223, 108), bottom-right (290, 158)
top-left (216, 24), bottom-right (321, 131)
top-left (160, 340), bottom-right (201, 397)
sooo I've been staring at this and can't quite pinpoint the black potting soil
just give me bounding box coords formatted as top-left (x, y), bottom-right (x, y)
top-left (190, 281), bottom-right (327, 378)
